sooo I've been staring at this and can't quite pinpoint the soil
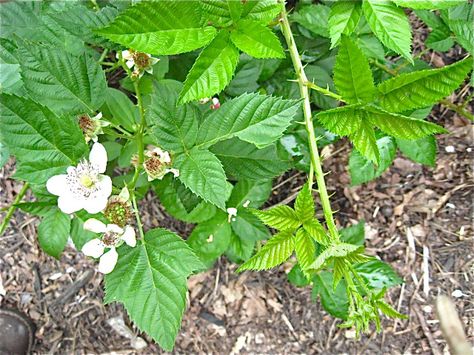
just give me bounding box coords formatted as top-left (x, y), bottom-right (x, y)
top-left (1, 15), bottom-right (473, 355)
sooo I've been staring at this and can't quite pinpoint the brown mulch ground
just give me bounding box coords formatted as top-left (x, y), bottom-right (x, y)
top-left (1, 104), bottom-right (472, 354)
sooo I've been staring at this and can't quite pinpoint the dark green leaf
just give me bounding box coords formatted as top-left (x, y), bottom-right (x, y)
top-left (38, 208), bottom-right (71, 258)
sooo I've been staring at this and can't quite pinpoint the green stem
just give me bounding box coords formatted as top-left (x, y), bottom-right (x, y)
top-left (131, 191), bottom-right (145, 239)
top-left (0, 182), bottom-right (29, 236)
top-left (280, 8), bottom-right (339, 241)
top-left (346, 261), bottom-right (371, 295)
top-left (98, 49), bottom-right (110, 64)
top-left (305, 81), bottom-right (345, 102)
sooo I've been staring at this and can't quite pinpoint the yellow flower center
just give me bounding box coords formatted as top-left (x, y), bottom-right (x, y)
top-left (80, 175), bottom-right (94, 188)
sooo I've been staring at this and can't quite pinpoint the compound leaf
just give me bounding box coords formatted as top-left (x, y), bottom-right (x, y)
top-left (252, 205), bottom-right (301, 231)
top-left (96, 1), bottom-right (217, 55)
top-left (362, 0), bottom-right (412, 62)
top-left (334, 36), bottom-right (375, 104)
top-left (175, 147), bottom-right (231, 210)
top-left (104, 228), bottom-right (203, 351)
top-left (230, 19), bottom-right (284, 58)
top-left (377, 57), bottom-right (473, 112)
top-left (237, 230), bottom-right (295, 271)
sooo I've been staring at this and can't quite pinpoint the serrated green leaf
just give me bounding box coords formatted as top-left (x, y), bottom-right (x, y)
top-left (357, 35), bottom-right (385, 61)
top-left (0, 94), bottom-right (87, 184)
top-left (295, 228), bottom-right (316, 278)
top-left (252, 205), bottom-right (301, 231)
top-left (200, 1), bottom-right (234, 27)
top-left (197, 93), bottom-right (300, 148)
top-left (226, 58), bottom-right (262, 96)
top-left (312, 271), bottom-right (349, 319)
top-left (393, 0), bottom-right (466, 10)
top-left (237, 230), bottom-right (295, 271)
top-left (15, 201), bottom-right (56, 217)
top-left (329, 1), bottom-right (362, 48)
top-left (226, 232), bottom-right (256, 263)
top-left (230, 19), bottom-right (284, 59)
top-left (350, 119), bottom-right (379, 163)
top-left (175, 147), bottom-right (231, 210)
top-left (316, 104), bottom-right (365, 137)
top-left (292, 4), bottom-right (331, 38)
top-left (231, 209), bottom-right (270, 242)
top-left (310, 243), bottom-right (364, 271)
top-left (178, 30), bottom-right (239, 104)
top-left (362, 0), bottom-right (412, 62)
top-left (155, 175), bottom-right (217, 224)
top-left (397, 136), bottom-right (437, 166)
top-left (303, 219), bottom-right (329, 246)
top-left (38, 208), bottom-right (71, 258)
top-left (19, 43), bottom-right (106, 115)
top-left (104, 88), bottom-right (139, 132)
top-left (376, 300), bottom-right (407, 319)
top-left (105, 228), bottom-right (203, 351)
top-left (340, 220), bottom-right (365, 246)
top-left (333, 258), bottom-right (346, 289)
top-left (149, 80), bottom-right (199, 152)
top-left (96, 1), bottom-right (217, 55)
top-left (426, 26), bottom-right (454, 52)
top-left (241, 0), bottom-right (282, 23)
top-left (334, 36), bottom-right (375, 104)
top-left (354, 260), bottom-right (403, 290)
top-left (294, 183), bottom-right (314, 222)
top-left (227, 179), bottom-right (272, 209)
top-left (211, 138), bottom-right (290, 180)
top-left (446, 3), bottom-right (474, 53)
top-left (288, 264), bottom-right (311, 287)
top-left (349, 136), bottom-right (396, 185)
top-left (377, 57), bottom-right (473, 112)
top-left (0, 63), bottom-right (23, 95)
top-left (187, 212), bottom-right (232, 264)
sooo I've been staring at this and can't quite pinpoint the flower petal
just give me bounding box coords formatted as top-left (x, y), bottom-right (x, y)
top-left (126, 60), bottom-right (134, 68)
top-left (83, 218), bottom-right (107, 233)
top-left (98, 248), bottom-right (118, 274)
top-left (121, 226), bottom-right (136, 247)
top-left (58, 194), bottom-right (83, 214)
top-left (89, 142), bottom-right (108, 173)
top-left (46, 174), bottom-right (69, 196)
top-left (82, 238), bottom-right (105, 258)
top-left (97, 174), bottom-right (113, 199)
top-left (107, 224), bottom-right (123, 234)
top-left (83, 196), bottom-right (108, 214)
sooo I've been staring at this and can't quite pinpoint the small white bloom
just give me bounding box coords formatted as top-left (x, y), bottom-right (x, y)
top-left (210, 97), bottom-right (220, 110)
top-left (243, 200), bottom-right (251, 208)
top-left (118, 49), bottom-right (159, 78)
top-left (46, 143), bottom-right (112, 214)
top-left (227, 207), bottom-right (238, 223)
top-left (82, 218), bottom-right (136, 274)
top-left (78, 112), bottom-right (110, 143)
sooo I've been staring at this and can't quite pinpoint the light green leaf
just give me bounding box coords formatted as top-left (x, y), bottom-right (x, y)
top-left (340, 220), bottom-right (365, 246)
top-left (105, 228), bottom-right (203, 351)
top-left (104, 88), bottom-right (139, 132)
top-left (252, 205), bottom-right (301, 231)
top-left (38, 208), bottom-right (71, 258)
top-left (0, 142), bottom-right (10, 169)
top-left (0, 63), bottom-right (23, 95)
top-left (237, 230), bottom-right (295, 271)
top-left (446, 3), bottom-right (474, 53)
top-left (96, 1), bottom-right (217, 55)
top-left (397, 136), bottom-right (437, 166)
top-left (292, 4), bottom-right (331, 38)
top-left (227, 179), bottom-right (273, 209)
top-left (0, 94), bottom-right (87, 184)
top-left (349, 136), bottom-right (397, 185)
top-left (187, 212), bottom-right (232, 264)
top-left (178, 30), bottom-right (239, 104)
top-left (149, 80), bottom-right (199, 152)
top-left (200, 1), bottom-right (234, 27)
top-left (294, 183), bottom-right (314, 222)
top-left (310, 243), bottom-right (364, 271)
top-left (295, 228), bottom-right (316, 278)
top-left (197, 93), bottom-right (300, 148)
top-left (175, 147), bottom-right (231, 210)
top-left (230, 19), bottom-right (284, 59)
top-left (334, 36), bottom-right (375, 104)
top-left (377, 300), bottom-right (407, 319)
top-left (350, 119), bottom-right (379, 163)
top-left (357, 35), bottom-right (385, 61)
top-left (303, 219), bottom-right (329, 246)
top-left (242, 0), bottom-right (282, 23)
top-left (211, 138), bottom-right (290, 180)
top-left (329, 1), bottom-right (362, 48)
top-left (155, 175), bottom-right (217, 224)
top-left (362, 0), bottom-right (412, 62)
top-left (393, 0), bottom-right (466, 10)
top-left (226, 232), bottom-right (256, 263)
top-left (377, 57), bottom-right (473, 112)
top-left (426, 25), bottom-right (454, 52)
top-left (316, 104), bottom-right (365, 137)
top-left (19, 43), bottom-right (106, 115)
